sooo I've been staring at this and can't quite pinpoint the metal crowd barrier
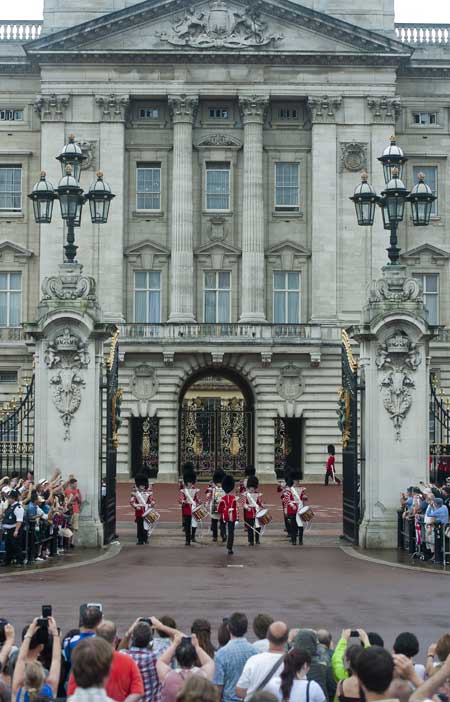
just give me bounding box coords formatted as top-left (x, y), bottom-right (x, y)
top-left (398, 511), bottom-right (450, 565)
top-left (0, 521), bottom-right (61, 565)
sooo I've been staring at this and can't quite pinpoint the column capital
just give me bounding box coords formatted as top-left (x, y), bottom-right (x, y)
top-left (168, 94), bottom-right (199, 124)
top-left (366, 96), bottom-right (401, 123)
top-left (307, 95), bottom-right (342, 123)
top-left (34, 93), bottom-right (70, 122)
top-left (239, 95), bottom-right (269, 124)
top-left (95, 94), bottom-right (130, 122)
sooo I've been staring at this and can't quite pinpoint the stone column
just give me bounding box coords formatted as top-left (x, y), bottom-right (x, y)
top-left (238, 96), bottom-right (268, 324)
top-left (168, 95), bottom-right (198, 323)
top-left (34, 94), bottom-right (71, 285)
top-left (351, 266), bottom-right (432, 548)
top-left (308, 95), bottom-right (342, 322)
top-left (95, 94), bottom-right (129, 321)
top-left (27, 264), bottom-right (109, 547)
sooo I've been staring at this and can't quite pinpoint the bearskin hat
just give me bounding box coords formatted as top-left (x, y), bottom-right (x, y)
top-left (244, 465), bottom-right (256, 477)
top-left (213, 469), bottom-right (225, 484)
top-left (222, 474), bottom-right (235, 494)
top-left (291, 471), bottom-right (301, 483)
top-left (246, 475), bottom-right (259, 489)
top-left (183, 468), bottom-right (197, 485)
top-left (327, 444), bottom-right (335, 455)
top-left (135, 474), bottom-right (149, 489)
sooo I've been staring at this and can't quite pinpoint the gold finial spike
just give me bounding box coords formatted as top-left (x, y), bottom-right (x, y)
top-left (96, 171), bottom-right (104, 179)
top-left (40, 170), bottom-right (47, 178)
top-left (390, 135), bottom-right (396, 143)
top-left (392, 166), bottom-right (399, 178)
top-left (417, 171), bottom-right (425, 182)
top-left (68, 133), bottom-right (76, 142)
top-left (361, 171), bottom-right (369, 182)
top-left (65, 164), bottom-right (73, 175)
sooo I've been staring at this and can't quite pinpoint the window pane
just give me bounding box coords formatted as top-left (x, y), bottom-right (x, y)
top-left (274, 291), bottom-right (285, 323)
top-left (148, 271), bottom-right (161, 289)
top-left (134, 291), bottom-right (147, 322)
top-left (425, 294), bottom-right (438, 325)
top-left (218, 291), bottom-right (230, 323)
top-left (426, 273), bottom-right (438, 293)
top-left (204, 291), bottom-right (216, 323)
top-left (0, 292), bottom-right (7, 326)
top-left (135, 272), bottom-right (147, 289)
top-left (273, 272), bottom-right (285, 290)
top-left (206, 167), bottom-right (230, 210)
top-left (204, 272), bottom-right (216, 289)
top-left (9, 292), bottom-right (20, 325)
top-left (287, 292), bottom-right (300, 323)
top-left (275, 163), bottom-right (299, 208)
top-left (148, 291), bottom-right (160, 323)
top-left (0, 273), bottom-right (8, 291)
top-left (287, 272), bottom-right (300, 290)
top-left (218, 271), bottom-right (230, 289)
top-left (0, 167), bottom-right (21, 210)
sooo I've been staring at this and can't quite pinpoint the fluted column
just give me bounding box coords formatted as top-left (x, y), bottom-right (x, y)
top-left (238, 95), bottom-right (268, 324)
top-left (168, 94), bottom-right (198, 323)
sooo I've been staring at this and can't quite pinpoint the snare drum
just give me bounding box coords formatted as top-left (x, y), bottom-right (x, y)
top-left (298, 506), bottom-right (314, 522)
top-left (193, 504), bottom-right (209, 521)
top-left (256, 508), bottom-right (272, 526)
top-left (144, 509), bottom-right (160, 525)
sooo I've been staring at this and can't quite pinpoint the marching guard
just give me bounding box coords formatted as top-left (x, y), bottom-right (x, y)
top-left (282, 472), bottom-right (308, 545)
top-left (277, 471), bottom-right (290, 536)
top-left (243, 476), bottom-right (264, 546)
top-left (239, 465), bottom-right (256, 494)
top-left (218, 474), bottom-right (238, 555)
top-left (130, 475), bottom-right (155, 545)
top-left (205, 469), bottom-right (226, 543)
top-left (179, 467), bottom-right (201, 545)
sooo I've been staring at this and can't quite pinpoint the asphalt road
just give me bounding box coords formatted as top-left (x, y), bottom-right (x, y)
top-left (1, 541), bottom-right (446, 652)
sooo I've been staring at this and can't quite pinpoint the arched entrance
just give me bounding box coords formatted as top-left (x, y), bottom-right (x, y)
top-left (179, 368), bottom-right (254, 480)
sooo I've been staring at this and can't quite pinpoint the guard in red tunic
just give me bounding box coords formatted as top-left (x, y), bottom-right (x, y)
top-left (205, 469), bottom-right (226, 543)
top-left (239, 465), bottom-right (256, 494)
top-left (178, 468), bottom-right (200, 546)
top-left (282, 472), bottom-right (307, 545)
top-left (130, 475), bottom-right (155, 545)
top-left (277, 470), bottom-right (290, 537)
top-left (243, 475), bottom-right (264, 546)
top-left (218, 474), bottom-right (238, 555)
top-left (325, 444), bottom-right (341, 485)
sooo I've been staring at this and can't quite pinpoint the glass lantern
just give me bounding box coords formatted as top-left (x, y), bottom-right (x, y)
top-left (86, 172), bottom-right (115, 224)
top-left (28, 171), bottom-right (56, 224)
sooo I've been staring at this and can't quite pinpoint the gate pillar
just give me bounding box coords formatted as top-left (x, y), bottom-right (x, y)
top-left (351, 265), bottom-right (433, 549)
top-left (26, 263), bottom-right (110, 547)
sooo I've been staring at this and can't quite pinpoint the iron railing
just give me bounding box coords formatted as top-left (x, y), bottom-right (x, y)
top-left (0, 376), bottom-right (34, 478)
top-left (395, 23), bottom-right (450, 44)
top-left (0, 21), bottom-right (42, 41)
top-left (429, 373), bottom-right (450, 484)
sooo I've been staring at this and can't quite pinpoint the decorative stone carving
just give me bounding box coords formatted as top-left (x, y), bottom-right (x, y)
top-left (261, 352), bottom-right (272, 368)
top-left (44, 328), bottom-right (90, 440)
top-left (367, 96), bottom-right (401, 122)
top-left (310, 350), bottom-right (321, 368)
top-left (277, 363), bottom-right (303, 401)
top-left (130, 364), bottom-right (158, 400)
top-left (197, 134), bottom-right (242, 148)
top-left (157, 2), bottom-right (283, 49)
top-left (77, 140), bottom-right (96, 170)
top-left (41, 265), bottom-right (97, 303)
top-left (376, 329), bottom-right (422, 440)
top-left (307, 95), bottom-right (342, 122)
top-left (340, 142), bottom-right (368, 172)
top-left (211, 352), bottom-right (224, 367)
top-left (163, 351), bottom-right (175, 367)
top-left (34, 94), bottom-right (70, 121)
top-left (168, 94), bottom-right (199, 123)
top-left (239, 95), bottom-right (269, 123)
top-left (95, 94), bottom-right (130, 121)
top-left (207, 216), bottom-right (227, 242)
top-left (369, 271), bottom-right (423, 304)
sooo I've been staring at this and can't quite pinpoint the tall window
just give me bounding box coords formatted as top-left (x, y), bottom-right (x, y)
top-left (134, 271), bottom-right (161, 323)
top-left (0, 166), bottom-right (21, 211)
top-left (413, 166), bottom-right (437, 216)
top-left (136, 163), bottom-right (161, 210)
top-left (273, 271), bottom-right (301, 323)
top-left (0, 272), bottom-right (21, 326)
top-left (275, 162), bottom-right (300, 210)
top-left (204, 271), bottom-right (231, 323)
top-left (206, 162), bottom-right (230, 210)
top-left (412, 273), bottom-right (438, 325)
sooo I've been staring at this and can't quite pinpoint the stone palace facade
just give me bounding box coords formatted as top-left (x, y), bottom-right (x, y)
top-left (0, 0), bottom-right (450, 482)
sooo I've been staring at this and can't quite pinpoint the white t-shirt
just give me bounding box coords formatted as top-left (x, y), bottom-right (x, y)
top-left (253, 639), bottom-right (270, 653)
top-left (414, 663), bottom-right (426, 681)
top-left (266, 677), bottom-right (325, 702)
top-left (237, 652), bottom-right (284, 700)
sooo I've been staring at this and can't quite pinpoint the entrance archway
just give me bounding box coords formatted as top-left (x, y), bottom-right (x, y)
top-left (179, 368), bottom-right (254, 480)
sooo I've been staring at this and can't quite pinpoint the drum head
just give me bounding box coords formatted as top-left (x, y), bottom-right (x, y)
top-left (299, 506), bottom-right (310, 515)
top-left (256, 508), bottom-right (268, 518)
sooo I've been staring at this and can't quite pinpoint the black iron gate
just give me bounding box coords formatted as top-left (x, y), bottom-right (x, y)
top-left (102, 329), bottom-right (122, 544)
top-left (0, 376), bottom-right (34, 478)
top-left (429, 372), bottom-right (450, 484)
top-left (180, 398), bottom-right (253, 480)
top-left (338, 330), bottom-right (360, 544)
top-left (274, 417), bottom-right (303, 478)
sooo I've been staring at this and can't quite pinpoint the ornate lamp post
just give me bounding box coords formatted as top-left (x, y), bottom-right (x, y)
top-left (29, 135), bottom-right (115, 263)
top-left (350, 136), bottom-right (436, 265)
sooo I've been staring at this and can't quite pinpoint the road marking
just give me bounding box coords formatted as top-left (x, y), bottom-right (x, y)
top-left (227, 564), bottom-right (244, 568)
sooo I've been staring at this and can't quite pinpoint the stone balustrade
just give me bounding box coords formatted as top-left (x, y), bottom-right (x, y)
top-left (0, 327), bottom-right (24, 341)
top-left (119, 323), bottom-right (341, 343)
top-left (0, 21), bottom-right (42, 41)
top-left (395, 23), bottom-right (450, 44)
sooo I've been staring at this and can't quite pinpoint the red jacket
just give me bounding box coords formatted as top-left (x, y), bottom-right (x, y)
top-left (243, 491), bottom-right (263, 520)
top-left (178, 487), bottom-right (200, 516)
top-left (326, 455), bottom-right (335, 475)
top-left (130, 490), bottom-right (154, 518)
top-left (282, 487), bottom-right (306, 517)
top-left (218, 494), bottom-right (238, 522)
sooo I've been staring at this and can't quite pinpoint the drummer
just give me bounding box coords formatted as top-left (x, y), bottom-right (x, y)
top-left (130, 474), bottom-right (155, 545)
top-left (179, 467), bottom-right (201, 546)
top-left (243, 475), bottom-right (264, 546)
top-left (206, 469), bottom-right (226, 543)
top-left (240, 465), bottom-right (256, 493)
top-left (282, 471), bottom-right (307, 545)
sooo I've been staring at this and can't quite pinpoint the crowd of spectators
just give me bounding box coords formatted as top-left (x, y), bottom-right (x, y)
top-left (399, 480), bottom-right (450, 563)
top-left (0, 470), bottom-right (81, 566)
top-left (0, 607), bottom-right (448, 702)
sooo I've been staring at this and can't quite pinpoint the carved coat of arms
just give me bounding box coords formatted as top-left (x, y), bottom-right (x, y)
top-left (157, 1), bottom-right (283, 49)
top-left (130, 364), bottom-right (158, 401)
top-left (277, 364), bottom-right (303, 401)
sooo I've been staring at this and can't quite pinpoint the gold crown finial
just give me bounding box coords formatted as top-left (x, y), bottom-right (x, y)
top-left (68, 133), bottom-right (76, 142)
top-left (417, 171), bottom-right (425, 182)
top-left (361, 171), bottom-right (368, 182)
top-left (390, 135), bottom-right (396, 143)
top-left (96, 171), bottom-right (104, 179)
top-left (65, 164), bottom-right (73, 175)
top-left (40, 170), bottom-right (46, 178)
top-left (392, 166), bottom-right (399, 177)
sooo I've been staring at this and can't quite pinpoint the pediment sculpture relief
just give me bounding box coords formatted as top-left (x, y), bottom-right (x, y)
top-left (157, 2), bottom-right (283, 49)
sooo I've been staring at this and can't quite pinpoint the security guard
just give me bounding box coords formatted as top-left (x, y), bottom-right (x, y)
top-left (1, 489), bottom-right (24, 566)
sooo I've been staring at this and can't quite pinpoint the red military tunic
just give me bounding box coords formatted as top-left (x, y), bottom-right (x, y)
top-left (130, 489), bottom-right (155, 519)
top-left (243, 491), bottom-right (263, 520)
top-left (218, 493), bottom-right (238, 523)
top-left (178, 487), bottom-right (200, 516)
top-left (282, 487), bottom-right (306, 517)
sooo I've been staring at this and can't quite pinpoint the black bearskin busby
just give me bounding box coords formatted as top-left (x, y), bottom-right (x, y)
top-left (135, 474), bottom-right (149, 489)
top-left (183, 467), bottom-right (197, 486)
top-left (244, 465), bottom-right (256, 478)
top-left (327, 444), bottom-right (335, 456)
top-left (222, 474), bottom-right (235, 494)
top-left (246, 475), bottom-right (259, 489)
top-left (213, 469), bottom-right (225, 485)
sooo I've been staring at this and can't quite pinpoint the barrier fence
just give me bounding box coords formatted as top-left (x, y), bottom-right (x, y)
top-left (0, 520), bottom-right (68, 565)
top-left (398, 511), bottom-right (450, 566)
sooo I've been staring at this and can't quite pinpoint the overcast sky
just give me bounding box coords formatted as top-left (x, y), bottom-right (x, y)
top-left (1, 0), bottom-right (450, 22)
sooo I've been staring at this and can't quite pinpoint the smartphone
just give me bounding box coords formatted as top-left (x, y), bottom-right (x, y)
top-left (42, 605), bottom-right (52, 619)
top-left (181, 636), bottom-right (192, 644)
top-left (139, 618), bottom-right (152, 625)
top-left (350, 630), bottom-right (359, 638)
top-left (79, 603), bottom-right (103, 625)
top-left (37, 618), bottom-right (48, 628)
